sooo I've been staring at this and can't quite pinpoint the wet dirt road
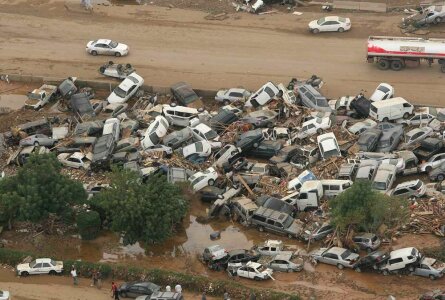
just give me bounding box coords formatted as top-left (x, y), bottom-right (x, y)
top-left (0, 0), bottom-right (444, 106)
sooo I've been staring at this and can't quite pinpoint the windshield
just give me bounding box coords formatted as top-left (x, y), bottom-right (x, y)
top-left (29, 260), bottom-right (37, 268)
top-left (316, 98), bottom-right (329, 107)
top-left (378, 86), bottom-right (390, 93)
top-left (317, 17), bottom-right (325, 25)
top-left (322, 149), bottom-right (339, 159)
top-left (113, 86), bottom-right (127, 98)
top-left (204, 129), bottom-right (218, 140)
top-left (372, 181), bottom-right (387, 190)
top-left (149, 132), bottom-right (160, 145)
top-left (109, 41), bottom-right (118, 48)
top-left (127, 75), bottom-right (139, 84)
top-left (437, 111), bottom-right (445, 122)
top-left (413, 180), bottom-right (422, 189)
top-left (264, 87), bottom-right (275, 98)
top-left (371, 235), bottom-right (378, 242)
top-left (341, 250), bottom-right (352, 260)
top-left (195, 142), bottom-right (203, 152)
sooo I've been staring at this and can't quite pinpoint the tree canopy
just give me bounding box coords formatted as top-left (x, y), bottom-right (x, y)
top-left (92, 169), bottom-right (188, 245)
top-left (0, 153), bottom-right (87, 227)
top-left (329, 180), bottom-right (409, 233)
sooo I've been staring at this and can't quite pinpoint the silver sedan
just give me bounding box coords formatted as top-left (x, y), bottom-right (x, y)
top-left (19, 134), bottom-right (56, 147)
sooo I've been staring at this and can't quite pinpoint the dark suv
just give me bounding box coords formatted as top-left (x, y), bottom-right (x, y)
top-left (236, 129), bottom-right (264, 152)
top-left (209, 249), bottom-right (259, 270)
top-left (170, 81), bottom-right (199, 106)
top-left (353, 250), bottom-right (389, 273)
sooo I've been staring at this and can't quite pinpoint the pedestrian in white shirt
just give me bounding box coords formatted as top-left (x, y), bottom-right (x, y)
top-left (70, 266), bottom-right (78, 286)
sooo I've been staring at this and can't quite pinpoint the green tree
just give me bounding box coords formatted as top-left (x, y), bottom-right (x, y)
top-left (77, 210), bottom-right (101, 240)
top-left (0, 153), bottom-right (87, 226)
top-left (93, 169), bottom-right (188, 245)
top-left (329, 180), bottom-right (409, 232)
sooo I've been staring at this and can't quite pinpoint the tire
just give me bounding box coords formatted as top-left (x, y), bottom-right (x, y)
top-left (316, 128), bottom-right (323, 134)
top-left (21, 271), bottom-right (29, 277)
top-left (390, 60), bottom-right (403, 71)
top-left (338, 27), bottom-right (344, 32)
top-left (366, 248), bottom-right (372, 254)
top-left (258, 226), bottom-right (264, 232)
top-left (438, 174), bottom-right (445, 181)
top-left (383, 117), bottom-right (389, 123)
top-left (287, 268), bottom-right (293, 273)
top-left (408, 265), bottom-right (414, 272)
top-left (34, 141), bottom-right (39, 146)
top-left (223, 100), bottom-right (230, 106)
top-left (115, 52), bottom-right (121, 57)
top-left (208, 179), bottom-right (215, 186)
top-left (403, 112), bottom-right (410, 119)
top-left (126, 63), bottom-right (132, 69)
top-left (91, 50), bottom-right (97, 56)
top-left (382, 269), bottom-right (389, 276)
top-left (49, 270), bottom-right (57, 275)
top-left (425, 166), bottom-right (432, 173)
top-left (377, 59), bottom-right (390, 70)
top-left (312, 28), bottom-right (319, 34)
top-left (120, 292), bottom-right (128, 298)
top-left (254, 276), bottom-right (261, 281)
top-left (253, 142), bottom-right (259, 148)
top-left (429, 274), bottom-right (436, 280)
top-left (170, 102), bottom-right (177, 107)
top-left (337, 264), bottom-right (344, 270)
top-left (434, 17), bottom-right (442, 24)
top-left (355, 267), bottom-right (361, 273)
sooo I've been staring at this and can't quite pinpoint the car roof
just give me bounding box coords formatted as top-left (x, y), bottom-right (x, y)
top-left (395, 179), bottom-right (420, 188)
top-left (327, 247), bottom-right (347, 255)
top-left (246, 261), bottom-right (261, 268)
top-left (194, 123), bottom-right (212, 133)
top-left (95, 39), bottom-right (112, 44)
top-left (324, 16), bottom-right (343, 21)
top-left (390, 247), bottom-right (416, 257)
top-left (70, 152), bottom-right (85, 160)
top-left (35, 258), bottom-right (52, 263)
top-left (274, 253), bottom-right (292, 260)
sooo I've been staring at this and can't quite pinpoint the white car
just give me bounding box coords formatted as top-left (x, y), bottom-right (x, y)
top-left (396, 107), bottom-right (436, 126)
top-left (328, 96), bottom-right (354, 111)
top-left (103, 117), bottom-right (120, 141)
top-left (213, 144), bottom-right (241, 168)
top-left (0, 290), bottom-right (10, 300)
top-left (191, 123), bottom-right (220, 142)
top-left (317, 132), bottom-right (341, 160)
top-left (348, 119), bottom-right (377, 135)
top-left (369, 83), bottom-right (394, 102)
top-left (86, 39), bottom-right (129, 57)
top-left (308, 16), bottom-right (351, 34)
top-left (182, 141), bottom-right (212, 163)
top-left (311, 247), bottom-right (359, 269)
top-left (141, 116), bottom-right (169, 149)
top-left (57, 152), bottom-right (91, 170)
top-left (400, 127), bottom-right (433, 149)
top-left (295, 117), bottom-right (331, 140)
top-left (188, 167), bottom-right (218, 191)
top-left (143, 144), bottom-right (173, 155)
top-left (236, 261), bottom-right (273, 281)
top-left (419, 153), bottom-right (445, 173)
top-left (107, 73), bottom-right (144, 104)
top-left (244, 82), bottom-right (279, 108)
top-left (16, 258), bottom-right (64, 276)
top-left (215, 88), bottom-right (251, 105)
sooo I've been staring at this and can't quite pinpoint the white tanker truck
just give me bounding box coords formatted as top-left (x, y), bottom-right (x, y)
top-left (367, 36), bottom-right (445, 72)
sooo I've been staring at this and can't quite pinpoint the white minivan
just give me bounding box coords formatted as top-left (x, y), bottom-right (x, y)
top-left (163, 104), bottom-right (204, 127)
top-left (320, 179), bottom-right (353, 197)
top-left (369, 97), bottom-right (414, 122)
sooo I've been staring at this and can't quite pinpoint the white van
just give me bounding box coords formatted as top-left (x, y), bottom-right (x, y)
top-left (320, 179), bottom-right (353, 197)
top-left (369, 97), bottom-right (414, 122)
top-left (162, 105), bottom-right (200, 127)
top-left (379, 247), bottom-right (422, 275)
top-left (297, 180), bottom-right (323, 211)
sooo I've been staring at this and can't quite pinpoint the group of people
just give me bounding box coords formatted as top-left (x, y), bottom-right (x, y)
top-left (70, 266), bottom-right (102, 289)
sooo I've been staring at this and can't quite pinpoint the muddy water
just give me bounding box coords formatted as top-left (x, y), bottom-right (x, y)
top-left (0, 94), bottom-right (27, 110)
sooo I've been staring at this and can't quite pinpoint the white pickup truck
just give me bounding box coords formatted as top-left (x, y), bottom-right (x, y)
top-left (25, 84), bottom-right (57, 110)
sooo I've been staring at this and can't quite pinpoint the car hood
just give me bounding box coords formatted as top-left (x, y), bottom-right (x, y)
top-left (107, 92), bottom-right (125, 104)
top-left (16, 263), bottom-right (30, 270)
top-left (114, 43), bottom-right (129, 52)
top-left (308, 20), bottom-right (318, 28)
top-left (216, 90), bottom-right (227, 98)
top-left (346, 253), bottom-right (360, 261)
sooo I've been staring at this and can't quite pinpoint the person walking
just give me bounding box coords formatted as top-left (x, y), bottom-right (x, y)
top-left (70, 266), bottom-right (78, 286)
top-left (91, 269), bottom-right (98, 287)
top-left (96, 269), bottom-right (102, 289)
top-left (111, 282), bottom-right (120, 300)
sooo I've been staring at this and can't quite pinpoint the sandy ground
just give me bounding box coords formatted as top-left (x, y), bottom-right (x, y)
top-left (0, 268), bottom-right (217, 300)
top-left (0, 0), bottom-right (444, 106)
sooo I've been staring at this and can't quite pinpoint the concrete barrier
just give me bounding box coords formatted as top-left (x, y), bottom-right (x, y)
top-left (333, 0), bottom-right (387, 12)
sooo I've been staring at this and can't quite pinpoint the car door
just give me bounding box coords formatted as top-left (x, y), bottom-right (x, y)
top-left (432, 154), bottom-right (445, 168)
top-left (414, 264), bottom-right (430, 277)
top-left (127, 286), bottom-right (139, 298)
top-left (32, 263), bottom-right (43, 275)
top-left (40, 262), bottom-right (52, 274)
top-left (393, 188), bottom-right (409, 197)
top-left (323, 253), bottom-right (338, 265)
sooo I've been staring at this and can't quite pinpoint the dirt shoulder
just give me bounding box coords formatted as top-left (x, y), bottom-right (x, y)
top-left (0, 0), bottom-right (444, 106)
top-left (0, 268), bottom-right (217, 300)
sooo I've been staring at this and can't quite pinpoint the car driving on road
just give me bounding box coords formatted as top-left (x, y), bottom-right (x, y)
top-left (86, 39), bottom-right (129, 57)
top-left (308, 16), bottom-right (351, 33)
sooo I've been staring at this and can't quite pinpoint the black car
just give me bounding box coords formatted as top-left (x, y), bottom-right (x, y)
top-left (70, 92), bottom-right (95, 117)
top-left (118, 281), bottom-right (160, 298)
top-left (210, 108), bottom-right (239, 133)
top-left (91, 134), bottom-right (116, 171)
top-left (199, 186), bottom-right (225, 202)
top-left (235, 129), bottom-right (264, 152)
top-left (210, 249), bottom-right (260, 270)
top-left (269, 145), bottom-right (299, 164)
top-left (350, 94), bottom-right (371, 118)
top-left (357, 128), bottom-right (382, 152)
top-left (58, 77), bottom-right (77, 99)
top-left (170, 81), bottom-right (199, 106)
top-left (110, 151), bottom-right (141, 166)
top-left (247, 140), bottom-right (282, 159)
top-left (353, 250), bottom-right (389, 273)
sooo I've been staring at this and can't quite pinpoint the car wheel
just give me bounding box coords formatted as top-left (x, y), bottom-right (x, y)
top-left (223, 100), bottom-right (230, 106)
top-left (390, 60), bottom-right (403, 71)
top-left (49, 270), bottom-right (57, 275)
top-left (434, 17), bottom-right (442, 24)
top-left (354, 267), bottom-right (361, 273)
top-left (120, 291), bottom-right (128, 298)
top-left (425, 166), bottom-right (432, 173)
top-left (382, 117), bottom-right (389, 123)
top-left (337, 264), bottom-right (344, 270)
top-left (366, 248), bottom-right (372, 254)
top-left (338, 27), bottom-right (345, 32)
top-left (115, 52), bottom-right (121, 57)
top-left (91, 50), bottom-right (97, 56)
top-left (429, 274), bottom-right (436, 280)
top-left (316, 128), bottom-right (323, 134)
top-left (21, 271), bottom-right (29, 277)
top-left (253, 142), bottom-right (259, 148)
top-left (408, 265), bottom-right (414, 272)
top-left (438, 174), bottom-right (445, 181)
top-left (254, 276), bottom-right (261, 281)
top-left (403, 112), bottom-right (410, 119)
top-left (382, 269), bottom-right (389, 276)
top-left (312, 28), bottom-right (319, 34)
top-left (287, 268), bottom-right (293, 273)
top-left (208, 179), bottom-right (215, 186)
top-left (377, 59), bottom-right (390, 70)
top-left (258, 226), bottom-right (264, 232)
top-left (34, 141), bottom-right (39, 146)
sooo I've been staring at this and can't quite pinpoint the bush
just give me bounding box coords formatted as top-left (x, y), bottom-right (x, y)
top-left (0, 248), bottom-right (300, 300)
top-left (76, 211), bottom-right (101, 240)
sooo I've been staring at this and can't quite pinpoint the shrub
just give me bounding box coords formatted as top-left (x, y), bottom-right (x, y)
top-left (76, 210), bottom-right (101, 240)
